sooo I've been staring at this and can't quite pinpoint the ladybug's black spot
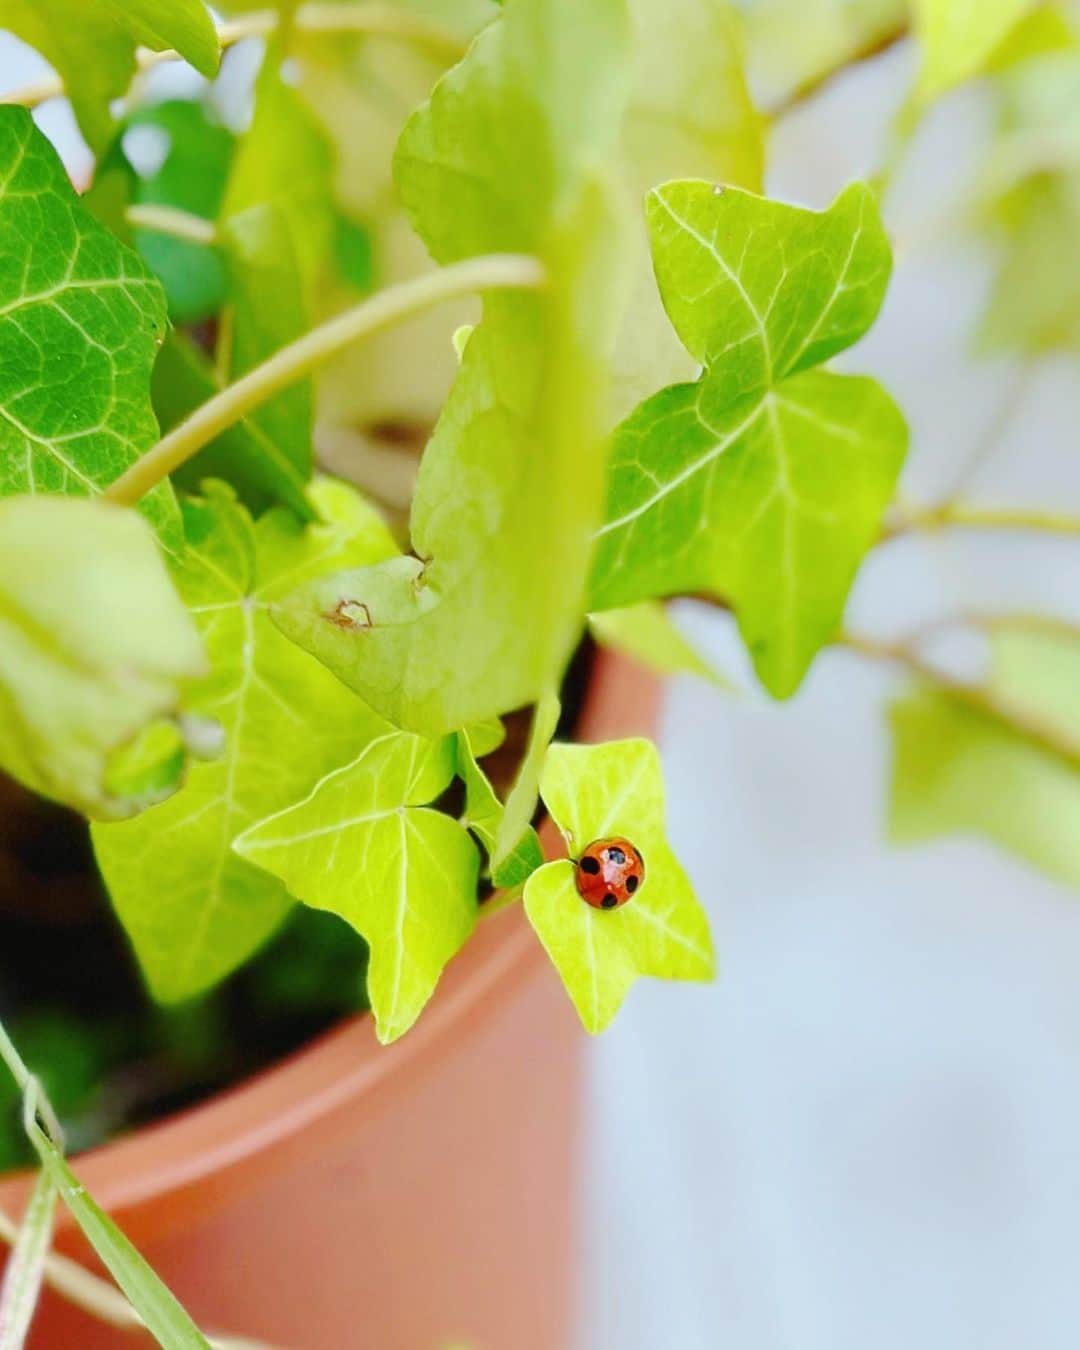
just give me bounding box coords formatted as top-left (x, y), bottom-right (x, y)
top-left (625, 874), bottom-right (639, 894)
top-left (579, 855), bottom-right (600, 875)
top-left (606, 846), bottom-right (626, 865)
top-left (601, 894), bottom-right (618, 909)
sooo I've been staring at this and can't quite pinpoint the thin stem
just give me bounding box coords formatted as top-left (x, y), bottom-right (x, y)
top-left (0, 1021), bottom-right (29, 1095)
top-left (765, 19), bottom-right (910, 119)
top-left (884, 502), bottom-right (1080, 541)
top-left (125, 204), bottom-right (218, 246)
top-left (841, 630), bottom-right (1080, 770)
top-left (0, 3), bottom-right (467, 110)
top-left (935, 363), bottom-right (1036, 505)
top-left (103, 253), bottom-right (546, 507)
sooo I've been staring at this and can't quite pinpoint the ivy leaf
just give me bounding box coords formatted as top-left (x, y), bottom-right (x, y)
top-left (0, 0), bottom-right (219, 152)
top-left (977, 52), bottom-right (1080, 355)
top-left (889, 626), bottom-right (1080, 889)
top-left (0, 496), bottom-right (205, 821)
top-left (588, 603), bottom-right (730, 687)
top-left (493, 692), bottom-right (560, 875)
top-left (912, 0), bottom-right (1035, 100)
top-left (457, 725), bottom-right (545, 889)
top-left (222, 46), bottom-right (335, 302)
top-left (272, 0), bottom-right (631, 735)
top-left (235, 732), bottom-right (479, 1043)
top-left (590, 180), bottom-right (906, 699)
top-left (0, 109), bottom-right (181, 552)
top-left (91, 479), bottom-right (397, 1003)
top-left (92, 100), bottom-right (235, 325)
top-left (524, 739), bottom-right (714, 1032)
top-left (614, 0), bottom-right (764, 411)
top-left (743, 0), bottom-right (905, 110)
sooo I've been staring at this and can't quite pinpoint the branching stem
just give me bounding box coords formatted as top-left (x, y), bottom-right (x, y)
top-left (103, 253), bottom-right (546, 507)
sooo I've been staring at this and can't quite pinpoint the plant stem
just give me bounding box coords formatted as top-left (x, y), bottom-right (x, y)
top-left (0, 1021), bottom-right (29, 1096)
top-left (103, 253), bottom-right (546, 507)
top-left (884, 502), bottom-right (1080, 541)
top-left (0, 3), bottom-right (468, 109)
top-left (125, 205), bottom-right (218, 246)
top-left (841, 630), bottom-right (1080, 770)
top-left (765, 20), bottom-right (910, 119)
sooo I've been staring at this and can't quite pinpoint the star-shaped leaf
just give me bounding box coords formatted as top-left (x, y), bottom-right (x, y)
top-left (91, 479), bottom-right (397, 1003)
top-left (235, 731), bottom-right (479, 1043)
top-left (590, 179), bottom-right (906, 699)
top-left (912, 0), bottom-right (1034, 101)
top-left (0, 0), bottom-right (220, 152)
top-left (0, 109), bottom-right (181, 551)
top-left (456, 724), bottom-right (544, 889)
top-left (271, 0), bottom-right (631, 736)
top-left (0, 495), bottom-right (205, 820)
top-left (523, 739), bottom-right (714, 1032)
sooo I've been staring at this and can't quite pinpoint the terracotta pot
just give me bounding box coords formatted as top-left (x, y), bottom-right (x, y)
top-left (0, 650), bottom-right (660, 1350)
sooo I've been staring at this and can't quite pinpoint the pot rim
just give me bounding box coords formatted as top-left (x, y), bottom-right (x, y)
top-left (0, 649), bottom-right (659, 1238)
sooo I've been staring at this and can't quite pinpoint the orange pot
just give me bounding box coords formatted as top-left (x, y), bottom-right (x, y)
top-left (0, 650), bottom-right (659, 1350)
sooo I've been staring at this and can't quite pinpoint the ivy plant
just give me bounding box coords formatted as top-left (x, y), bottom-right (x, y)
top-left (1, 0), bottom-right (1080, 1342)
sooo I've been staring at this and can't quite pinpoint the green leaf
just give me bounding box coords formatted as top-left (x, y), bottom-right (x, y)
top-left (235, 732), bottom-right (479, 1043)
top-left (0, 1170), bottom-right (57, 1350)
top-left (889, 627), bottom-right (1080, 888)
top-left (222, 45), bottom-right (335, 302)
top-left (120, 100), bottom-right (235, 324)
top-left (27, 1131), bottom-right (211, 1349)
top-left (614, 0), bottom-right (764, 410)
top-left (912, 0), bottom-right (1035, 100)
top-left (154, 329), bottom-right (314, 522)
top-left (493, 692), bottom-right (560, 875)
top-left (0, 0), bottom-right (219, 151)
top-left (589, 603), bottom-right (730, 686)
top-left (456, 726), bottom-right (545, 889)
top-left (91, 479), bottom-right (397, 1003)
top-left (590, 179), bottom-right (906, 699)
top-left (976, 52), bottom-right (1080, 355)
top-left (524, 739), bottom-right (714, 1032)
top-left (0, 109), bottom-right (180, 551)
top-left (0, 496), bottom-right (205, 820)
top-left (743, 0), bottom-right (906, 110)
top-left (273, 0), bottom-right (632, 736)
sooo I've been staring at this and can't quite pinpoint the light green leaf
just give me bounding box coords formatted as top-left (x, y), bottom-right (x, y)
top-left (0, 496), bottom-right (205, 820)
top-left (524, 739), bottom-right (714, 1032)
top-left (222, 46), bottom-right (335, 301)
top-left (456, 726), bottom-right (545, 889)
top-left (977, 52), bottom-right (1080, 355)
top-left (889, 627), bottom-right (1080, 888)
top-left (912, 0), bottom-right (1035, 100)
top-left (590, 180), bottom-right (906, 699)
top-left (272, 0), bottom-right (631, 735)
top-left (0, 109), bottom-right (181, 551)
top-left (235, 732), bottom-right (479, 1043)
top-left (0, 1170), bottom-right (57, 1350)
top-left (27, 1128), bottom-right (211, 1349)
top-left (0, 0), bottom-right (219, 151)
top-left (92, 479), bottom-right (396, 1003)
top-left (493, 692), bottom-right (560, 874)
top-left (743, 0), bottom-right (906, 111)
top-left (614, 0), bottom-right (764, 411)
top-left (115, 100), bottom-right (235, 325)
top-left (589, 603), bottom-right (730, 686)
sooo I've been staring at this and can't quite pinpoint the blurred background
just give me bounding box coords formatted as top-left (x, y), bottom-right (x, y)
top-left (3, 6), bottom-right (1080, 1349)
top-left (583, 17), bottom-right (1080, 1349)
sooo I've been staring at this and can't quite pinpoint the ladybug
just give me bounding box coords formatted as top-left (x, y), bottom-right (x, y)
top-left (575, 837), bottom-right (645, 910)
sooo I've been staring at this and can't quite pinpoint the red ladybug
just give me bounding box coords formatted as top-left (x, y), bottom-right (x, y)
top-left (575, 837), bottom-right (645, 910)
